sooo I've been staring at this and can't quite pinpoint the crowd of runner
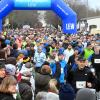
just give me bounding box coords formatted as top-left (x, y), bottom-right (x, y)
top-left (0, 28), bottom-right (100, 100)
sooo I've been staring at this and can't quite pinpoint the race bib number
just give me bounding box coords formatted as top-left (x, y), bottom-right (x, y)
top-left (61, 68), bottom-right (64, 74)
top-left (76, 81), bottom-right (86, 89)
top-left (94, 59), bottom-right (100, 64)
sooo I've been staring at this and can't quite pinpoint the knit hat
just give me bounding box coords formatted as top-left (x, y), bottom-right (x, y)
top-left (5, 39), bottom-right (10, 45)
top-left (17, 53), bottom-right (24, 60)
top-left (5, 64), bottom-right (16, 75)
top-left (21, 63), bottom-right (33, 80)
top-left (23, 57), bottom-right (30, 63)
top-left (76, 88), bottom-right (96, 100)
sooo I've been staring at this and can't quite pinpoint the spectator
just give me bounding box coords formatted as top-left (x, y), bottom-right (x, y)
top-left (34, 46), bottom-right (46, 72)
top-left (1, 27), bottom-right (100, 100)
top-left (64, 43), bottom-right (74, 63)
top-left (36, 92), bottom-right (47, 100)
top-left (67, 57), bottom-right (98, 93)
top-left (75, 42), bottom-right (83, 54)
top-left (0, 62), bottom-right (6, 84)
top-left (59, 83), bottom-right (75, 100)
top-left (10, 43), bottom-right (19, 58)
top-left (5, 63), bottom-right (22, 100)
top-left (19, 62), bottom-right (35, 100)
top-left (5, 64), bottom-right (16, 76)
top-left (36, 79), bottom-right (59, 100)
top-left (35, 63), bottom-right (51, 94)
top-left (0, 50), bottom-right (6, 62)
top-left (76, 88), bottom-right (96, 100)
top-left (46, 79), bottom-right (59, 100)
top-left (58, 53), bottom-right (67, 84)
top-left (0, 76), bottom-right (17, 100)
top-left (90, 46), bottom-right (100, 80)
top-left (48, 79), bottom-right (59, 94)
top-left (82, 43), bottom-right (94, 60)
top-left (6, 57), bottom-right (17, 66)
top-left (68, 49), bottom-right (79, 71)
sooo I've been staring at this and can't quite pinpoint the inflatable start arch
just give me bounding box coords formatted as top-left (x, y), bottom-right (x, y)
top-left (0, 0), bottom-right (77, 34)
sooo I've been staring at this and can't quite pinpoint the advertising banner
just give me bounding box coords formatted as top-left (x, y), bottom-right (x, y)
top-left (0, 0), bottom-right (77, 34)
top-left (62, 17), bottom-right (77, 34)
top-left (51, 0), bottom-right (77, 33)
top-left (14, 0), bottom-right (51, 8)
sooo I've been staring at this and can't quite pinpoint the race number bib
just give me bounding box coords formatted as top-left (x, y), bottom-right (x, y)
top-left (94, 59), bottom-right (100, 64)
top-left (61, 68), bottom-right (64, 74)
top-left (76, 81), bottom-right (86, 89)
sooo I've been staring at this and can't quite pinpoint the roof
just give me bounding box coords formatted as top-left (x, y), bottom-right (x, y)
top-left (80, 16), bottom-right (100, 21)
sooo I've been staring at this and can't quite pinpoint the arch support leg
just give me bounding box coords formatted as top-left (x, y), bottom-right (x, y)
top-left (0, 19), bottom-right (2, 33)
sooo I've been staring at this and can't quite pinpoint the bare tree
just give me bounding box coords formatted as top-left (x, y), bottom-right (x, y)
top-left (7, 10), bottom-right (39, 28)
top-left (65, 0), bottom-right (100, 20)
top-left (45, 11), bottom-right (61, 29)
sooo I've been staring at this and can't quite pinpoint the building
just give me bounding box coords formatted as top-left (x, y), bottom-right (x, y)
top-left (79, 16), bottom-right (100, 34)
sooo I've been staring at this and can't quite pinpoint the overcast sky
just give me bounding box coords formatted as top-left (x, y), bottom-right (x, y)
top-left (88, 0), bottom-right (100, 9)
top-left (76, 0), bottom-right (100, 9)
